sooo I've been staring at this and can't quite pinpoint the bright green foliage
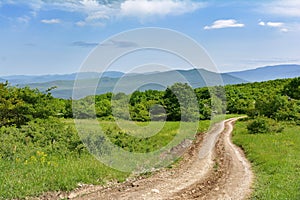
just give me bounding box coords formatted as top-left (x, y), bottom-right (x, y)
top-left (0, 118), bottom-right (85, 161)
top-left (225, 78), bottom-right (300, 123)
top-left (73, 83), bottom-right (211, 121)
top-left (128, 90), bottom-right (165, 121)
top-left (164, 83), bottom-right (202, 121)
top-left (247, 117), bottom-right (270, 134)
top-left (95, 93), bottom-right (112, 118)
top-left (247, 117), bottom-right (284, 134)
top-left (0, 82), bottom-right (64, 127)
top-left (283, 77), bottom-right (300, 99)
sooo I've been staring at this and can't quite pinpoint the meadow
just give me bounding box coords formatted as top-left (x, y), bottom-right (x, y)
top-left (233, 120), bottom-right (300, 200)
top-left (0, 118), bottom-right (216, 199)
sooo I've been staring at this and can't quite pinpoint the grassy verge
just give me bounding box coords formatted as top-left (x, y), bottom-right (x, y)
top-left (232, 120), bottom-right (300, 199)
top-left (0, 154), bottom-right (128, 199)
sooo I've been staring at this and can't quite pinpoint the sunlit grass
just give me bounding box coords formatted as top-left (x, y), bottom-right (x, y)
top-left (0, 115), bottom-right (241, 199)
top-left (0, 154), bottom-right (128, 199)
top-left (233, 121), bottom-right (300, 200)
top-left (0, 118), bottom-right (214, 199)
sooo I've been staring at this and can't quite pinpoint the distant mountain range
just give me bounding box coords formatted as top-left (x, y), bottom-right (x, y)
top-left (227, 64), bottom-right (300, 82)
top-left (1, 71), bottom-right (124, 85)
top-left (1, 64), bottom-right (299, 99)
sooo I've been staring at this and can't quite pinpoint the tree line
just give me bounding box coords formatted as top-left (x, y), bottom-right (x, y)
top-left (1, 77), bottom-right (300, 127)
top-left (0, 77), bottom-right (299, 160)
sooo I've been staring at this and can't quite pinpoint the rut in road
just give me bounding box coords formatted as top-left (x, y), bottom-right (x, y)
top-left (65, 118), bottom-right (253, 200)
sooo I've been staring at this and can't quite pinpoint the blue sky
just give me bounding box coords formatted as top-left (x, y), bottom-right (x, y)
top-left (0, 0), bottom-right (300, 75)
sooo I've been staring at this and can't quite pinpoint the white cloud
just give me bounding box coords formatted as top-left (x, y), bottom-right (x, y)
top-left (204, 19), bottom-right (244, 30)
top-left (0, 1), bottom-right (206, 26)
top-left (258, 21), bottom-right (289, 32)
top-left (262, 0), bottom-right (300, 17)
top-left (280, 28), bottom-right (289, 32)
top-left (266, 22), bottom-right (284, 27)
top-left (41, 19), bottom-right (61, 24)
top-left (120, 0), bottom-right (205, 17)
top-left (259, 21), bottom-right (284, 27)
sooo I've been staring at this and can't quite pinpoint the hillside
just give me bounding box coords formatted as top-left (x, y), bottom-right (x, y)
top-left (1, 71), bottom-right (124, 85)
top-left (228, 64), bottom-right (300, 82)
top-left (18, 69), bottom-right (246, 99)
top-left (2, 64), bottom-right (300, 99)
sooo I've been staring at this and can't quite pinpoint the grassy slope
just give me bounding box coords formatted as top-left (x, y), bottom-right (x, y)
top-left (0, 118), bottom-right (216, 199)
top-left (0, 114), bottom-right (239, 199)
top-left (0, 155), bottom-right (128, 199)
top-left (233, 121), bottom-right (300, 200)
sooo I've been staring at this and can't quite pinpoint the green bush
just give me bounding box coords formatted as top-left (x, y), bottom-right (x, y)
top-left (247, 117), bottom-right (284, 134)
top-left (0, 118), bottom-right (85, 161)
top-left (247, 117), bottom-right (270, 134)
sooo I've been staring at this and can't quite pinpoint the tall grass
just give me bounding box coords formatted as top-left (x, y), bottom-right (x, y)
top-left (0, 119), bottom-right (213, 199)
top-left (0, 154), bottom-right (128, 199)
top-left (233, 121), bottom-right (300, 200)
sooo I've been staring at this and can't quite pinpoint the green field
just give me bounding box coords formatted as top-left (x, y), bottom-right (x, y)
top-left (0, 118), bottom-right (216, 199)
top-left (0, 154), bottom-right (128, 199)
top-left (233, 120), bottom-right (300, 200)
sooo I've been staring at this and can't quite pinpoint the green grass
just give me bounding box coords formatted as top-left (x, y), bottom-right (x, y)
top-left (0, 118), bottom-right (215, 199)
top-left (0, 154), bottom-right (128, 199)
top-left (233, 120), bottom-right (300, 200)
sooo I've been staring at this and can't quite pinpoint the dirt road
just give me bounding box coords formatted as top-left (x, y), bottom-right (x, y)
top-left (64, 118), bottom-right (253, 200)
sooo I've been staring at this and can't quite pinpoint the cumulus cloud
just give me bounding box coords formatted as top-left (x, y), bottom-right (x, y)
top-left (261, 0), bottom-right (300, 17)
top-left (41, 18), bottom-right (61, 24)
top-left (204, 19), bottom-right (244, 30)
top-left (0, 0), bottom-right (206, 26)
top-left (120, 0), bottom-right (205, 17)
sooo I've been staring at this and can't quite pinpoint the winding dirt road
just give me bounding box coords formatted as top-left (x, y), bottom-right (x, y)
top-left (63, 118), bottom-right (253, 200)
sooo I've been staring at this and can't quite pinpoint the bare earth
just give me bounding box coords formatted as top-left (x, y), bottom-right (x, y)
top-left (36, 118), bottom-right (253, 200)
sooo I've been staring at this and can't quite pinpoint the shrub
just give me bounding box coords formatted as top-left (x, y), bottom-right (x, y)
top-left (247, 117), bottom-right (284, 134)
top-left (247, 117), bottom-right (270, 134)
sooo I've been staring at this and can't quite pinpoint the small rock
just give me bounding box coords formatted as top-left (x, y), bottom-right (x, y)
top-left (151, 189), bottom-right (160, 194)
top-left (131, 182), bottom-right (139, 187)
top-left (77, 183), bottom-right (84, 187)
top-left (68, 192), bottom-right (77, 199)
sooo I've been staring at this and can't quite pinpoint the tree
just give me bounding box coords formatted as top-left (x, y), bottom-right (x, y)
top-left (164, 83), bottom-right (199, 121)
top-left (0, 83), bottom-right (63, 127)
top-left (283, 77), bottom-right (300, 99)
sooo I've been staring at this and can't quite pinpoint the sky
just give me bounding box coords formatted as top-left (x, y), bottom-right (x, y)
top-left (0, 0), bottom-right (300, 75)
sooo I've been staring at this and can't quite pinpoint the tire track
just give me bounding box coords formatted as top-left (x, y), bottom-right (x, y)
top-left (39, 118), bottom-right (253, 200)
